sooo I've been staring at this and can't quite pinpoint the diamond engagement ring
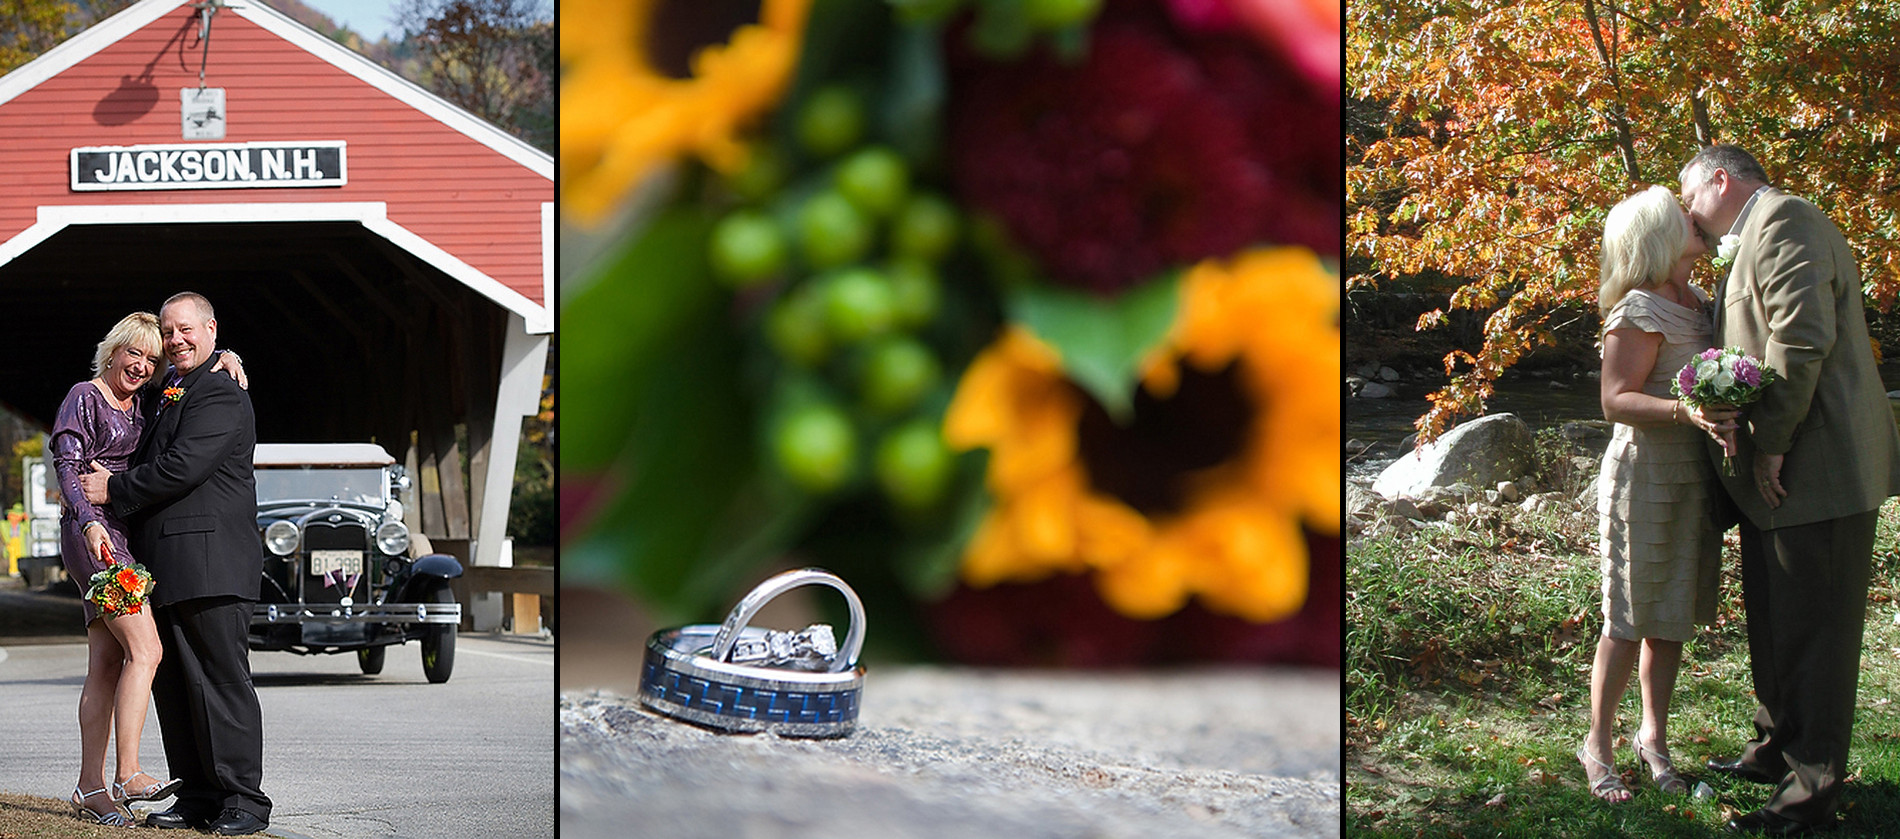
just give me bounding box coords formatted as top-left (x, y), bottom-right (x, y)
top-left (638, 568), bottom-right (866, 737)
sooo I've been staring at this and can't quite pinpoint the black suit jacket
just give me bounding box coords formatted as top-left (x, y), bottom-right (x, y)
top-left (107, 357), bottom-right (261, 607)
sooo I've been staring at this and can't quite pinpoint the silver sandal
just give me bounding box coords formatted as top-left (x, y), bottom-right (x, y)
top-left (71, 785), bottom-right (131, 826)
top-left (1635, 737), bottom-right (1689, 795)
top-left (1576, 746), bottom-right (1632, 803)
top-left (114, 770), bottom-right (183, 802)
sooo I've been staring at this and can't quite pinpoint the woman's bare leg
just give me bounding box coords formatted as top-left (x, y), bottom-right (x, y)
top-left (102, 608), bottom-right (163, 787)
top-left (1636, 638), bottom-right (1685, 773)
top-left (75, 619), bottom-right (126, 817)
top-left (1583, 632), bottom-right (1640, 802)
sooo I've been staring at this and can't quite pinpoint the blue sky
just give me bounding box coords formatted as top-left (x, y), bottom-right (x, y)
top-left (299, 0), bottom-right (406, 42)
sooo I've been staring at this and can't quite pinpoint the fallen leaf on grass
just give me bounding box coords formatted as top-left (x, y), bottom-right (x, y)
top-left (1552, 614), bottom-right (1583, 647)
top-left (1483, 793), bottom-right (1506, 808)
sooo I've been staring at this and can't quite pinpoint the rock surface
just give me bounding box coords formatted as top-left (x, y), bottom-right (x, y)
top-left (561, 667), bottom-right (1340, 839)
top-left (1372, 413), bottom-right (1535, 500)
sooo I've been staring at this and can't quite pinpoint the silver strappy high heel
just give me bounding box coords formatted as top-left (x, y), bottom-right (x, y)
top-left (1576, 745), bottom-right (1632, 803)
top-left (1634, 735), bottom-right (1689, 795)
top-left (114, 770), bottom-right (183, 802)
top-left (71, 785), bottom-right (131, 826)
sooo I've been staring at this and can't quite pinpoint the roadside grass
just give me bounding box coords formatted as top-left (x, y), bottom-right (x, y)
top-left (1347, 493), bottom-right (1900, 837)
top-left (0, 792), bottom-right (156, 838)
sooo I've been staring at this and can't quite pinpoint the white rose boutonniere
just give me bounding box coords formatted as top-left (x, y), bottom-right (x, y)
top-left (1712, 233), bottom-right (1742, 269)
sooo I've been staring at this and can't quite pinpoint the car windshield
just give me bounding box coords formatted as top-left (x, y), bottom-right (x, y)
top-left (256, 467), bottom-right (387, 507)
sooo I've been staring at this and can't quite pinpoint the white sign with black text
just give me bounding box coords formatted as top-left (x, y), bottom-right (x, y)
top-left (71, 141), bottom-right (346, 191)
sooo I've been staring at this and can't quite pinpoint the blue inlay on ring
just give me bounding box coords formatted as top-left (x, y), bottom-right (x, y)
top-left (641, 652), bottom-right (861, 725)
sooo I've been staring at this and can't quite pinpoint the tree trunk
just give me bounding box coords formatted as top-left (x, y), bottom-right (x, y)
top-left (1582, 0), bottom-right (1642, 182)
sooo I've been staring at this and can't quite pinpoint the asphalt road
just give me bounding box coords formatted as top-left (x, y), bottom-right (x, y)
top-left (0, 587), bottom-right (553, 839)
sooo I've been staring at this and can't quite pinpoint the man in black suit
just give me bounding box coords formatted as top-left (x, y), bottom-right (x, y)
top-left (82, 292), bottom-right (270, 835)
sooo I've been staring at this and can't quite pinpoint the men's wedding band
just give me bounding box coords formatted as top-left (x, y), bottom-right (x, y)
top-left (638, 568), bottom-right (866, 738)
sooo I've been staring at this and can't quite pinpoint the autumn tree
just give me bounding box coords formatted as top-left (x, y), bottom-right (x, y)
top-left (1349, 0), bottom-right (1900, 440)
top-left (396, 0), bottom-right (551, 152)
top-left (1, 0), bottom-right (76, 73)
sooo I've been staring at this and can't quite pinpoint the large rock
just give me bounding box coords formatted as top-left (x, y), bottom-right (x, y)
top-left (1372, 413), bottom-right (1536, 500)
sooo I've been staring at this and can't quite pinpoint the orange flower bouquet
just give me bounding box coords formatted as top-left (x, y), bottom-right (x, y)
top-left (84, 542), bottom-right (155, 619)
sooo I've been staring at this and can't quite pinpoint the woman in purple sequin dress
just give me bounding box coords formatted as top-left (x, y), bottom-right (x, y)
top-left (51, 313), bottom-right (183, 824)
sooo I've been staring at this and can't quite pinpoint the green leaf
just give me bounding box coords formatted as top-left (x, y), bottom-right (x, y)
top-left (1004, 272), bottom-right (1181, 423)
top-left (557, 205), bottom-right (813, 619)
top-left (559, 206), bottom-right (715, 472)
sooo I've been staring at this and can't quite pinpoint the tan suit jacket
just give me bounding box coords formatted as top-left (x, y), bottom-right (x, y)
top-left (1713, 188), bottom-right (1900, 529)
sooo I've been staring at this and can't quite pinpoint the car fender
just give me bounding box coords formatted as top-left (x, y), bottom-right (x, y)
top-left (394, 553), bottom-right (463, 603)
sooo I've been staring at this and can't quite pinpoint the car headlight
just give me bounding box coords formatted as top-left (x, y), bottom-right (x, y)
top-left (376, 521), bottom-right (410, 556)
top-left (264, 521), bottom-right (299, 556)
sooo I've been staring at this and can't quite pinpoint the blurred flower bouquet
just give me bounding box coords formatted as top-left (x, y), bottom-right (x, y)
top-left (85, 543), bottom-right (154, 619)
top-left (1673, 346), bottom-right (1777, 476)
top-left (560, 0), bottom-right (1340, 665)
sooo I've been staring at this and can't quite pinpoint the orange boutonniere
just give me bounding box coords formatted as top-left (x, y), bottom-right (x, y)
top-left (162, 386), bottom-right (184, 402)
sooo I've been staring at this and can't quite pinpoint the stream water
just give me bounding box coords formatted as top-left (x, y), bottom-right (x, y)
top-left (1347, 372), bottom-right (1900, 483)
top-left (1345, 374), bottom-right (1611, 482)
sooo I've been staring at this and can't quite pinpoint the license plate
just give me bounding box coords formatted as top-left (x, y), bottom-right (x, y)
top-left (308, 549), bottom-right (362, 577)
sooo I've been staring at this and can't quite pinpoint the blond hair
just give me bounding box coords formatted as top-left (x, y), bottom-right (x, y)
top-left (1599, 185), bottom-right (1686, 319)
top-left (93, 312), bottom-right (161, 376)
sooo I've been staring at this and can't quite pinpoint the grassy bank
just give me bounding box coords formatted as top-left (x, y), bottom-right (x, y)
top-left (1346, 485), bottom-right (1900, 837)
top-left (0, 792), bottom-right (162, 838)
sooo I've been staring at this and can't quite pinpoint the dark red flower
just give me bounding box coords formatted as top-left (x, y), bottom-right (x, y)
top-left (946, 0), bottom-right (1340, 294)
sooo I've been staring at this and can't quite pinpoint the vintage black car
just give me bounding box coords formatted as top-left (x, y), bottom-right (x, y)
top-left (249, 443), bottom-right (462, 682)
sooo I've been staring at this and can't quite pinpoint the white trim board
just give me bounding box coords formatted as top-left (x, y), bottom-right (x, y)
top-left (1, 202), bottom-right (552, 332)
top-left (0, 0), bottom-right (552, 181)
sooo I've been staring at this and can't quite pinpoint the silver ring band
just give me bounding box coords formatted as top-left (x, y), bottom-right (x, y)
top-left (639, 625), bottom-right (863, 737)
top-left (709, 568), bottom-right (865, 672)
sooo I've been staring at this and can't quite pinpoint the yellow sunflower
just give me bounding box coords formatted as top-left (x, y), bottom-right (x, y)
top-left (944, 247), bottom-right (1340, 622)
top-left (561, 0), bottom-right (812, 224)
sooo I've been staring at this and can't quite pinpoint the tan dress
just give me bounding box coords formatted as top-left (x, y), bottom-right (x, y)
top-left (1596, 287), bottom-right (1722, 642)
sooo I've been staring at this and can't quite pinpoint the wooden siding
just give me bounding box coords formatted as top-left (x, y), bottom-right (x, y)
top-left (0, 5), bottom-right (548, 307)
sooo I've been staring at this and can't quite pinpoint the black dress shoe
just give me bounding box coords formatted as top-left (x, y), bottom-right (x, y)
top-left (209, 807), bottom-right (269, 836)
top-left (1728, 808), bottom-right (1820, 835)
top-left (1707, 755), bottom-right (1782, 784)
top-left (145, 807), bottom-right (213, 829)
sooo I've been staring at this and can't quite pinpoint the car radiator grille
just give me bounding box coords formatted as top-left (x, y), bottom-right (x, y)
top-left (299, 521), bottom-right (367, 606)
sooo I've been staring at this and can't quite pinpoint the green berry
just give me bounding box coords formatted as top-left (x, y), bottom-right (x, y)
top-left (773, 402), bottom-right (857, 493)
top-left (797, 191), bottom-right (873, 270)
top-left (708, 211), bottom-right (787, 286)
top-left (724, 146), bottom-right (787, 202)
top-left (796, 85), bottom-right (866, 159)
top-left (875, 419), bottom-right (954, 510)
top-left (766, 287), bottom-right (830, 367)
top-left (859, 337), bottom-right (942, 416)
top-left (1025, 0), bottom-right (1101, 29)
top-left (821, 267), bottom-right (898, 344)
top-left (886, 258), bottom-right (943, 330)
top-left (835, 146), bottom-right (910, 217)
top-left (891, 193), bottom-right (960, 261)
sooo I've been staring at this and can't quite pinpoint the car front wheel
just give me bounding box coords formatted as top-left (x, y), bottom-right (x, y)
top-left (421, 586), bottom-right (456, 684)
top-left (357, 643), bottom-right (386, 675)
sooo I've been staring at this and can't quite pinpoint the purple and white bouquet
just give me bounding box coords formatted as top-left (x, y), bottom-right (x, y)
top-left (1672, 346), bottom-right (1777, 475)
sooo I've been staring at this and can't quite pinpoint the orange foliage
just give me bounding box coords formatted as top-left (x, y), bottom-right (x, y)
top-left (1350, 0), bottom-right (1900, 441)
